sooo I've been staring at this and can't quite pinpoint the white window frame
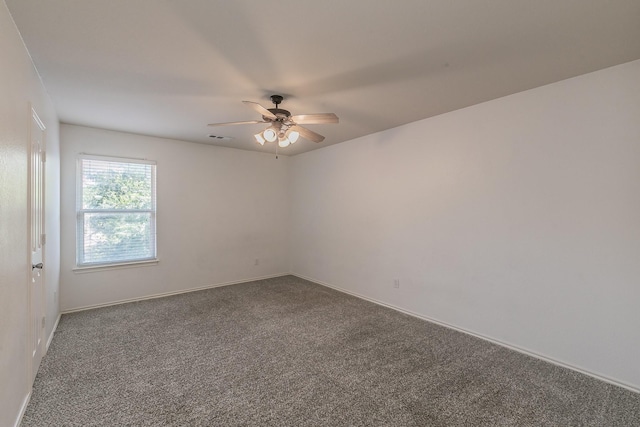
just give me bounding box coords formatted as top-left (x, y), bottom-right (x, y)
top-left (76, 154), bottom-right (157, 268)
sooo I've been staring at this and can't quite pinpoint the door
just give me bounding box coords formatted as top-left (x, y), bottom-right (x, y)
top-left (29, 108), bottom-right (46, 382)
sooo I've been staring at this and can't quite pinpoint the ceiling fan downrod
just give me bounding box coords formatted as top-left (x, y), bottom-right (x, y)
top-left (270, 94), bottom-right (284, 108)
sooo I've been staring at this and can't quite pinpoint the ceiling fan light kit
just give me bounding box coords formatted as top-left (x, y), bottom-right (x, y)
top-left (209, 95), bottom-right (339, 149)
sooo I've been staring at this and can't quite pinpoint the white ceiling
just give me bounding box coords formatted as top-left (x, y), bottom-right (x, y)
top-left (7, 0), bottom-right (640, 156)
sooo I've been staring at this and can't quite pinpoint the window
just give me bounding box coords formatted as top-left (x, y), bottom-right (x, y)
top-left (77, 155), bottom-right (156, 267)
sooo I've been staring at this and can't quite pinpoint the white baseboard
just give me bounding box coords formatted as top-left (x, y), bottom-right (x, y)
top-left (14, 391), bottom-right (31, 427)
top-left (293, 273), bottom-right (640, 395)
top-left (46, 313), bottom-right (61, 351)
top-left (61, 273), bottom-right (289, 314)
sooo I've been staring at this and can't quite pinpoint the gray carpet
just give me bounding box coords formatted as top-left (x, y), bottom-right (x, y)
top-left (23, 275), bottom-right (640, 426)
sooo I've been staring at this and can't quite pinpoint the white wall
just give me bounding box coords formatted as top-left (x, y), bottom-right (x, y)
top-left (45, 119), bottom-right (61, 343)
top-left (290, 60), bottom-right (640, 391)
top-left (0, 2), bottom-right (60, 426)
top-left (60, 125), bottom-right (290, 310)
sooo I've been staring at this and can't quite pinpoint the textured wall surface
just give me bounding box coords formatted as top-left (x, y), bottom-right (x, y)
top-left (291, 60), bottom-right (640, 391)
top-left (0, 2), bottom-right (60, 426)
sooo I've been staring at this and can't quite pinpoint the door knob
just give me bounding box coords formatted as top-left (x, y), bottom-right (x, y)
top-left (32, 263), bottom-right (43, 270)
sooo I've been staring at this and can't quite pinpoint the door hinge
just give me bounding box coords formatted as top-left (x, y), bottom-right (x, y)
top-left (41, 233), bottom-right (46, 244)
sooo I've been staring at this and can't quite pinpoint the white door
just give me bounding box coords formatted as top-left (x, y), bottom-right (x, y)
top-left (29, 108), bottom-right (46, 382)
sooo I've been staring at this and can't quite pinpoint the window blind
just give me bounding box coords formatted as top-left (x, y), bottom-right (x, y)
top-left (77, 156), bottom-right (156, 267)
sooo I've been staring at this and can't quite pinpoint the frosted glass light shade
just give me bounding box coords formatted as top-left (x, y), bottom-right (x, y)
top-left (263, 128), bottom-right (277, 142)
top-left (278, 137), bottom-right (291, 148)
top-left (287, 130), bottom-right (300, 143)
top-left (254, 133), bottom-right (265, 145)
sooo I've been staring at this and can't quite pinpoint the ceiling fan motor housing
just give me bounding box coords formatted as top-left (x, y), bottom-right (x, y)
top-left (265, 108), bottom-right (291, 121)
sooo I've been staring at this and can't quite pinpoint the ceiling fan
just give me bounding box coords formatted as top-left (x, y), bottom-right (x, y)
top-left (208, 95), bottom-right (338, 147)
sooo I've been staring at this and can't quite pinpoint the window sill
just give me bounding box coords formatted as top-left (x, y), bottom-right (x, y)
top-left (73, 259), bottom-right (159, 273)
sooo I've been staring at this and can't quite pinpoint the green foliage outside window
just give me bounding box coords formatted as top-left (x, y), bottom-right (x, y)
top-left (82, 164), bottom-right (152, 209)
top-left (80, 159), bottom-right (155, 265)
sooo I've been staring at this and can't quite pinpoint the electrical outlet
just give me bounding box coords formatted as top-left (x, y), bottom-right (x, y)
top-left (393, 279), bottom-right (400, 289)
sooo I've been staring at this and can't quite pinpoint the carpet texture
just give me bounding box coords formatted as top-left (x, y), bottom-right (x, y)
top-left (23, 276), bottom-right (640, 426)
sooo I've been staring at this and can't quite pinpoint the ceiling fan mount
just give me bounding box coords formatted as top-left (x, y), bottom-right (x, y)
top-left (265, 95), bottom-right (291, 121)
top-left (270, 94), bottom-right (284, 106)
top-left (208, 95), bottom-right (339, 146)
top-left (262, 95), bottom-right (291, 122)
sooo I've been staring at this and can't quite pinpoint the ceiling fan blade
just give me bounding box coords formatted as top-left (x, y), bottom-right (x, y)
top-left (242, 101), bottom-right (277, 120)
top-left (292, 125), bottom-right (325, 143)
top-left (290, 113), bottom-right (339, 124)
top-left (208, 120), bottom-right (267, 127)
